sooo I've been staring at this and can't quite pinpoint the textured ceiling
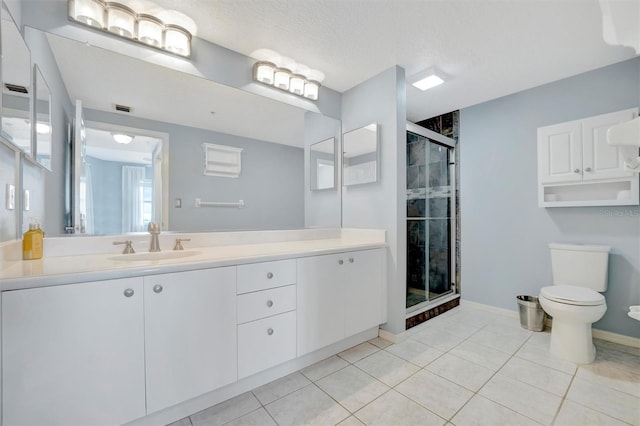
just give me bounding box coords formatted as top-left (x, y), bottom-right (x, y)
top-left (150, 0), bottom-right (638, 121)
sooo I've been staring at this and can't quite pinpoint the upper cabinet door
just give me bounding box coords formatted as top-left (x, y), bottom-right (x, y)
top-left (581, 109), bottom-right (637, 181)
top-left (537, 120), bottom-right (583, 184)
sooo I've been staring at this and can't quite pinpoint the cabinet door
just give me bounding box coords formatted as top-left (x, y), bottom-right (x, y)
top-left (297, 253), bottom-right (345, 356)
top-left (344, 249), bottom-right (385, 336)
top-left (2, 278), bottom-right (146, 426)
top-left (537, 120), bottom-right (582, 183)
top-left (144, 267), bottom-right (237, 414)
top-left (582, 109), bottom-right (637, 181)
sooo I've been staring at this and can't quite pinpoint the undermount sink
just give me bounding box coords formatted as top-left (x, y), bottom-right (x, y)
top-left (109, 250), bottom-right (201, 262)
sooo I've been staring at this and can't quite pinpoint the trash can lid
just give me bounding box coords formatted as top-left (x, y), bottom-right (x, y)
top-left (540, 285), bottom-right (604, 306)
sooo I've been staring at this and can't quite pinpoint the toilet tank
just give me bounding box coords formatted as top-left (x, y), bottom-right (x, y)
top-left (549, 243), bottom-right (611, 291)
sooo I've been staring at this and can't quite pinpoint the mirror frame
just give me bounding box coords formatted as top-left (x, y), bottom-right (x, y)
top-left (342, 123), bottom-right (379, 187)
top-left (33, 64), bottom-right (53, 170)
top-left (309, 137), bottom-right (336, 191)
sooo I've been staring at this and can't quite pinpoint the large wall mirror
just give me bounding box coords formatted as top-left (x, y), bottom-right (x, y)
top-left (1, 2), bottom-right (33, 157)
top-left (343, 123), bottom-right (379, 186)
top-left (309, 138), bottom-right (335, 191)
top-left (34, 65), bottom-right (52, 170)
top-left (34, 29), bottom-right (341, 236)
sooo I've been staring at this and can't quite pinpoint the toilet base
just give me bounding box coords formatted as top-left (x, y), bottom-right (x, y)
top-left (549, 320), bottom-right (596, 364)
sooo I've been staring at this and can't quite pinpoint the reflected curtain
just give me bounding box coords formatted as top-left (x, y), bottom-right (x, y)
top-left (122, 166), bottom-right (146, 233)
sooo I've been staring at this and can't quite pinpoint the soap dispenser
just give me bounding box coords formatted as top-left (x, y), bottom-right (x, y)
top-left (23, 223), bottom-right (45, 260)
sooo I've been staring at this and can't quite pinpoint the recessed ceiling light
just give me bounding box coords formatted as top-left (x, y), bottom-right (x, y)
top-left (112, 133), bottom-right (133, 144)
top-left (408, 67), bottom-right (446, 91)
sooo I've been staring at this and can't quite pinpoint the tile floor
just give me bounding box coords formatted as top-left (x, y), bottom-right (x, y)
top-left (169, 304), bottom-right (640, 426)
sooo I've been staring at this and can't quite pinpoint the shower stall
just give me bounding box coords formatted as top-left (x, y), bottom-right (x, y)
top-left (406, 122), bottom-right (457, 314)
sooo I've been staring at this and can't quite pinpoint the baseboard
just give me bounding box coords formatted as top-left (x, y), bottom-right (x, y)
top-left (593, 328), bottom-right (640, 349)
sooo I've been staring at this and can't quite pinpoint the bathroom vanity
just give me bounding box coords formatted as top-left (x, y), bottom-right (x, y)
top-left (0, 228), bottom-right (386, 426)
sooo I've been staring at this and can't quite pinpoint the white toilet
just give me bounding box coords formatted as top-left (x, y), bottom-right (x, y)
top-left (538, 243), bottom-right (610, 364)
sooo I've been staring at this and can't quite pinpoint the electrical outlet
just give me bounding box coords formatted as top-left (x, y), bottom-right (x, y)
top-left (175, 198), bottom-right (182, 208)
top-left (6, 184), bottom-right (15, 210)
top-left (24, 189), bottom-right (30, 211)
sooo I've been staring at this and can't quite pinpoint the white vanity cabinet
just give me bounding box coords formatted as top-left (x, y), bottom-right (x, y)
top-left (2, 277), bottom-right (146, 426)
top-left (297, 248), bottom-right (385, 356)
top-left (537, 108), bottom-right (639, 206)
top-left (144, 267), bottom-right (237, 414)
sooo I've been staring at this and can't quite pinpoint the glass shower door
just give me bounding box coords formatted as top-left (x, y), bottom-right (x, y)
top-left (406, 128), bottom-right (455, 311)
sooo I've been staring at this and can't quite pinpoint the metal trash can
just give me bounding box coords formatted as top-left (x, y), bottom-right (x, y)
top-left (516, 296), bottom-right (546, 331)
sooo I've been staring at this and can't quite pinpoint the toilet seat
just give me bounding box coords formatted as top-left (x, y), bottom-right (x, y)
top-left (540, 285), bottom-right (604, 306)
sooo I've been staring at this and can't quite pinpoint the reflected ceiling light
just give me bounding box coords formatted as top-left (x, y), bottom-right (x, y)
top-left (112, 133), bottom-right (133, 144)
top-left (67, 0), bottom-right (196, 57)
top-left (250, 50), bottom-right (324, 101)
top-left (36, 122), bottom-right (51, 135)
top-left (409, 67), bottom-right (446, 91)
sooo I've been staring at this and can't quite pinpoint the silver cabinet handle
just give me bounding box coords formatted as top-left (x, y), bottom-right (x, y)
top-left (153, 284), bottom-right (163, 293)
top-left (338, 259), bottom-right (344, 265)
top-left (585, 167), bottom-right (592, 172)
top-left (266, 300), bottom-right (274, 308)
top-left (574, 169), bottom-right (580, 173)
top-left (124, 288), bottom-right (134, 297)
top-left (349, 257), bottom-right (354, 263)
top-left (267, 272), bottom-right (274, 279)
top-left (267, 328), bottom-right (274, 336)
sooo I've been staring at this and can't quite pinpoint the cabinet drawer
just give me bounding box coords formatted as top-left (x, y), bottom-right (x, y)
top-left (238, 310), bottom-right (296, 379)
top-left (237, 259), bottom-right (296, 294)
top-left (237, 284), bottom-right (296, 324)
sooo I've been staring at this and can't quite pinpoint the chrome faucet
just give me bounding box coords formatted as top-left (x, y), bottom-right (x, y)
top-left (148, 222), bottom-right (161, 252)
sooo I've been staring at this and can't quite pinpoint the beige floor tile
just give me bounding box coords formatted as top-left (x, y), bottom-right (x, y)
top-left (425, 353), bottom-right (494, 392)
top-left (354, 350), bottom-right (420, 387)
top-left (483, 320), bottom-right (533, 340)
top-left (252, 372), bottom-right (311, 405)
top-left (411, 327), bottom-right (466, 352)
top-left (499, 357), bottom-right (573, 397)
top-left (354, 389), bottom-right (446, 426)
top-left (222, 408), bottom-right (276, 426)
top-left (525, 331), bottom-right (552, 348)
top-left (566, 377), bottom-right (640, 425)
top-left (168, 417), bottom-right (192, 426)
top-left (451, 395), bottom-right (541, 426)
top-left (384, 339), bottom-right (444, 367)
top-left (191, 392), bottom-right (260, 426)
top-left (467, 328), bottom-right (529, 354)
top-left (300, 355), bottom-right (349, 382)
top-left (265, 384), bottom-right (350, 426)
top-left (395, 369), bottom-right (473, 420)
top-left (449, 340), bottom-right (511, 371)
top-left (427, 320), bottom-right (481, 340)
top-left (368, 337), bottom-right (393, 349)
top-left (594, 343), bottom-right (640, 374)
top-left (338, 342), bottom-right (380, 363)
top-left (514, 341), bottom-right (577, 375)
top-left (576, 359), bottom-right (640, 398)
top-left (595, 339), bottom-right (640, 357)
top-left (444, 307), bottom-right (500, 327)
top-left (479, 373), bottom-right (563, 426)
top-left (336, 415), bottom-right (365, 426)
top-left (316, 365), bottom-right (389, 413)
top-left (554, 400), bottom-right (629, 426)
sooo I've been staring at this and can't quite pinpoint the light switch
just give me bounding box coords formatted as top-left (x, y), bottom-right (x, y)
top-left (24, 189), bottom-right (30, 211)
top-left (6, 184), bottom-right (15, 210)
top-left (175, 198), bottom-right (182, 208)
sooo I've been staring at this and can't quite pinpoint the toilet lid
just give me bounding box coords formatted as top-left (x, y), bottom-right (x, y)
top-left (540, 285), bottom-right (604, 306)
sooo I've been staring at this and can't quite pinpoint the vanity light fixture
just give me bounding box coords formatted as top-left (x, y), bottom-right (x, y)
top-left (409, 67), bottom-right (446, 91)
top-left (251, 53), bottom-right (324, 101)
top-left (67, 0), bottom-right (196, 58)
top-left (112, 133), bottom-right (133, 144)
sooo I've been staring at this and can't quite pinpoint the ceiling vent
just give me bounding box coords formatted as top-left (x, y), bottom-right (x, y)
top-left (115, 104), bottom-right (131, 113)
top-left (4, 83), bottom-right (28, 94)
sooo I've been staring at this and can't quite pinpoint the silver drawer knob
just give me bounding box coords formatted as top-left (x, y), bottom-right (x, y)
top-left (574, 168), bottom-right (580, 173)
top-left (349, 257), bottom-right (354, 263)
top-left (266, 300), bottom-right (274, 308)
top-left (123, 288), bottom-right (134, 297)
top-left (338, 259), bottom-right (344, 265)
top-left (153, 284), bottom-right (163, 293)
top-left (267, 272), bottom-right (274, 279)
top-left (267, 328), bottom-right (274, 336)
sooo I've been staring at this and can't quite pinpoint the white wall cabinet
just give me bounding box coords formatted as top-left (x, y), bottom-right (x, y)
top-left (297, 248), bottom-right (385, 356)
top-left (2, 277), bottom-right (146, 426)
top-left (537, 108), bottom-right (639, 207)
top-left (144, 267), bottom-right (237, 414)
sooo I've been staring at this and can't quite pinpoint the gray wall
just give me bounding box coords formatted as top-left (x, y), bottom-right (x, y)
top-left (0, 143), bottom-right (18, 241)
top-left (84, 109), bottom-right (305, 232)
top-left (460, 57), bottom-right (640, 338)
top-left (341, 66), bottom-right (407, 334)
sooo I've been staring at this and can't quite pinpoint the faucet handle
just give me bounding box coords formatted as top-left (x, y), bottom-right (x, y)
top-left (113, 240), bottom-right (135, 254)
top-left (148, 222), bottom-right (159, 233)
top-left (173, 238), bottom-right (191, 251)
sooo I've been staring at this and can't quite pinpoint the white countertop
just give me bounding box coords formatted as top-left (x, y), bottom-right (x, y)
top-left (0, 229), bottom-right (386, 291)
